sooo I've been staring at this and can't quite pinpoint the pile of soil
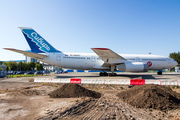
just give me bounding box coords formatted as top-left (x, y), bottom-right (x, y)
top-left (117, 84), bottom-right (180, 111)
top-left (49, 84), bottom-right (101, 98)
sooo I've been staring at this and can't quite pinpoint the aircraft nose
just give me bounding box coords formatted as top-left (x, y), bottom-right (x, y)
top-left (173, 60), bottom-right (178, 67)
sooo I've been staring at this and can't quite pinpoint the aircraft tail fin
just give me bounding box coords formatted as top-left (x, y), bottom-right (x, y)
top-left (19, 27), bottom-right (61, 53)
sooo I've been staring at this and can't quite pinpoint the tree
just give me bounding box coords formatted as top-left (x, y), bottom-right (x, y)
top-left (0, 67), bottom-right (3, 71)
top-left (169, 52), bottom-right (180, 65)
top-left (2, 61), bottom-right (44, 72)
top-left (39, 63), bottom-right (44, 71)
top-left (17, 62), bottom-right (22, 71)
top-left (2, 62), bottom-right (9, 71)
top-left (35, 63), bottom-right (44, 71)
top-left (21, 62), bottom-right (27, 71)
top-left (29, 62), bottom-right (36, 70)
top-left (7, 62), bottom-right (17, 71)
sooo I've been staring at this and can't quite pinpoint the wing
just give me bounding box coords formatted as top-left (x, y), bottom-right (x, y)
top-left (4, 48), bottom-right (48, 59)
top-left (91, 48), bottom-right (125, 59)
top-left (91, 48), bottom-right (126, 66)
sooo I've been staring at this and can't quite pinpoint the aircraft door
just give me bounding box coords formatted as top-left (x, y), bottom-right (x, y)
top-left (77, 61), bottom-right (84, 69)
top-left (56, 54), bottom-right (61, 61)
top-left (135, 57), bottom-right (141, 62)
top-left (91, 56), bottom-right (96, 62)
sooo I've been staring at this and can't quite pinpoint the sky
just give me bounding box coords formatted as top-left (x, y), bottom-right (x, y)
top-left (0, 0), bottom-right (180, 61)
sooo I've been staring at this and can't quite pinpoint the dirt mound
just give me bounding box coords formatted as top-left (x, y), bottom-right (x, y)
top-left (49, 84), bottom-right (101, 98)
top-left (117, 84), bottom-right (180, 111)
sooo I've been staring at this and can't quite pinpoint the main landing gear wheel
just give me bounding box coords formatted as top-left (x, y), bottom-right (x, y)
top-left (157, 71), bottom-right (162, 75)
top-left (99, 72), bottom-right (117, 76)
top-left (109, 73), bottom-right (117, 76)
top-left (99, 72), bottom-right (108, 76)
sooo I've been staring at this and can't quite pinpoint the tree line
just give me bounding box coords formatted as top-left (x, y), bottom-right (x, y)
top-left (169, 52), bottom-right (180, 65)
top-left (0, 67), bottom-right (3, 71)
top-left (2, 61), bottom-right (44, 71)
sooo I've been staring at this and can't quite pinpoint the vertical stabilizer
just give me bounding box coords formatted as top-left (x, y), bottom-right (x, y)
top-left (19, 27), bottom-right (61, 53)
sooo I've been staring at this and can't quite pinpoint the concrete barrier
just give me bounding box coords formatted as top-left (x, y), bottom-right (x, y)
top-left (34, 78), bottom-right (52, 83)
top-left (81, 79), bottom-right (92, 84)
top-left (116, 79), bottom-right (131, 85)
top-left (145, 79), bottom-right (161, 85)
top-left (60, 79), bottom-right (70, 83)
top-left (131, 79), bottom-right (145, 85)
top-left (90, 79), bottom-right (98, 84)
top-left (70, 78), bottom-right (81, 84)
top-left (81, 79), bottom-right (104, 84)
top-left (34, 78), bottom-right (180, 86)
top-left (52, 79), bottom-right (61, 83)
top-left (178, 80), bottom-right (180, 86)
top-left (95, 79), bottom-right (104, 84)
top-left (160, 80), bottom-right (178, 86)
top-left (104, 79), bottom-right (116, 84)
top-left (81, 79), bottom-right (131, 85)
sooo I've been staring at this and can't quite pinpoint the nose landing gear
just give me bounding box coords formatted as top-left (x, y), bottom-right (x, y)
top-left (157, 70), bottom-right (162, 75)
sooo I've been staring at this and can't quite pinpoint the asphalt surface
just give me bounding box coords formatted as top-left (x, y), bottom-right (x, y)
top-left (0, 72), bottom-right (180, 83)
top-left (56, 72), bottom-right (180, 80)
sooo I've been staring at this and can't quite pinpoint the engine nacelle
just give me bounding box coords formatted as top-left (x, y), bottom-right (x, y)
top-left (117, 62), bottom-right (148, 72)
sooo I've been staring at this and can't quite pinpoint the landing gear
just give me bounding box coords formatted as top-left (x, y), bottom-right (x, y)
top-left (99, 66), bottom-right (118, 76)
top-left (109, 73), bottom-right (117, 76)
top-left (157, 70), bottom-right (162, 75)
top-left (99, 72), bottom-right (108, 76)
top-left (99, 72), bottom-right (117, 76)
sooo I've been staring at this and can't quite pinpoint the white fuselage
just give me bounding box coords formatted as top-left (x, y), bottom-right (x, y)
top-left (40, 52), bottom-right (177, 71)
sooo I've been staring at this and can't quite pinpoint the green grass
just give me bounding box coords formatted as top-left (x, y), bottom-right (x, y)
top-left (5, 74), bottom-right (51, 78)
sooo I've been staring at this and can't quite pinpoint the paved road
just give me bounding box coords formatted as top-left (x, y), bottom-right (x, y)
top-left (55, 72), bottom-right (180, 80)
top-left (0, 75), bottom-right (55, 83)
top-left (0, 72), bottom-right (180, 83)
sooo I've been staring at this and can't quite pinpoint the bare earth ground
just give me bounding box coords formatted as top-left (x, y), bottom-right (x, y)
top-left (0, 78), bottom-right (180, 119)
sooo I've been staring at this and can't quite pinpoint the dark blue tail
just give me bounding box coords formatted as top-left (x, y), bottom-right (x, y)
top-left (19, 27), bottom-right (61, 53)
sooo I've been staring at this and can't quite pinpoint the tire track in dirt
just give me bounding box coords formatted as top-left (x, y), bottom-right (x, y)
top-left (52, 92), bottom-right (156, 120)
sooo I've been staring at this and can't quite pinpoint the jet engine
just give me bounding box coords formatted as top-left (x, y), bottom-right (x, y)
top-left (117, 62), bottom-right (148, 72)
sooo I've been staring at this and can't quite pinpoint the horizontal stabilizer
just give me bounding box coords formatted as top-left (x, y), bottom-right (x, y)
top-left (4, 48), bottom-right (48, 59)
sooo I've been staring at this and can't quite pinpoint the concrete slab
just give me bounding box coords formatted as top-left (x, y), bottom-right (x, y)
top-left (55, 72), bottom-right (180, 80)
top-left (1, 72), bottom-right (180, 83)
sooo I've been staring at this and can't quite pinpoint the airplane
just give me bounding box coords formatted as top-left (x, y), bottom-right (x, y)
top-left (4, 27), bottom-right (178, 76)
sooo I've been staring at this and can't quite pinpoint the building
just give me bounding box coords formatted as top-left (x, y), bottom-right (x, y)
top-left (0, 65), bottom-right (6, 78)
top-left (25, 56), bottom-right (37, 63)
top-left (175, 67), bottom-right (180, 72)
top-left (24, 50), bottom-right (60, 71)
top-left (25, 50), bottom-right (37, 63)
top-left (43, 64), bottom-right (60, 72)
top-left (3, 60), bottom-right (25, 63)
